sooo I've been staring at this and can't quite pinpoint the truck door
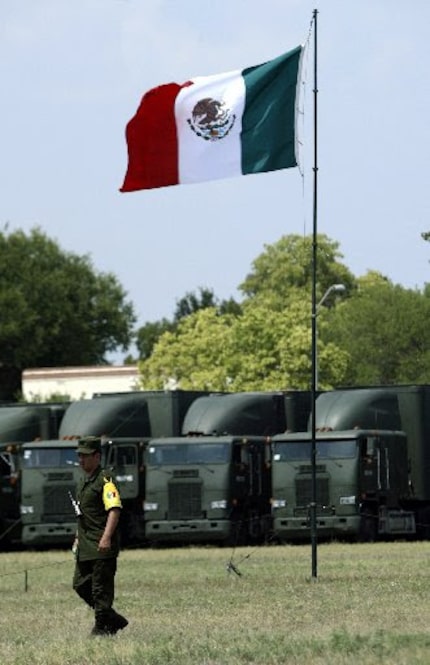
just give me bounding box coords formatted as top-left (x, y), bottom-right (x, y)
top-left (360, 436), bottom-right (390, 494)
top-left (360, 437), bottom-right (379, 495)
top-left (106, 442), bottom-right (140, 501)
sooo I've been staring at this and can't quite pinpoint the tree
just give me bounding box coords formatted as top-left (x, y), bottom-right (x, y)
top-left (139, 308), bottom-right (237, 391)
top-left (326, 275), bottom-right (430, 385)
top-left (134, 287), bottom-right (242, 362)
top-left (227, 299), bottom-right (349, 391)
top-left (139, 297), bottom-right (349, 392)
top-left (138, 234), bottom-right (357, 391)
top-left (136, 319), bottom-right (174, 361)
top-left (239, 234), bottom-right (356, 307)
top-left (138, 232), bottom-right (430, 391)
top-left (174, 287), bottom-right (219, 321)
top-left (0, 227), bottom-right (136, 398)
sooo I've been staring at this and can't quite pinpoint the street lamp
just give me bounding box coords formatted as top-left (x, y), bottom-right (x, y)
top-left (309, 281), bottom-right (346, 580)
top-left (315, 283), bottom-right (346, 390)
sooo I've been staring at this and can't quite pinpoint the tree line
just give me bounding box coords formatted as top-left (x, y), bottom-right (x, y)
top-left (138, 234), bottom-right (430, 391)
top-left (1, 226), bottom-right (429, 400)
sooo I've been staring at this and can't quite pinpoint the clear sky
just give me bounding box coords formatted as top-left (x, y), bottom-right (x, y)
top-left (2, 1), bottom-right (429, 362)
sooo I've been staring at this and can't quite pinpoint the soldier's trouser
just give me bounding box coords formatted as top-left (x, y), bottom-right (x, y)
top-left (73, 558), bottom-right (117, 624)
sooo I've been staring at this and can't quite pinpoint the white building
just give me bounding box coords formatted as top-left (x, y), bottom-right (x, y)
top-left (22, 365), bottom-right (140, 401)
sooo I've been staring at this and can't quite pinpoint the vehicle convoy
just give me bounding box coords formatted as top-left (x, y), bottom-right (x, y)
top-left (0, 402), bottom-right (68, 547)
top-left (19, 390), bottom-right (312, 547)
top-left (19, 391), bottom-right (210, 547)
top-left (270, 385), bottom-right (430, 542)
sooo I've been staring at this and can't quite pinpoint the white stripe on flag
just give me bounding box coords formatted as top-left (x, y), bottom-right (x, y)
top-left (175, 70), bottom-right (245, 184)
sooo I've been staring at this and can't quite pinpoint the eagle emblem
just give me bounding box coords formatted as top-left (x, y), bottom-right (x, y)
top-left (187, 98), bottom-right (236, 141)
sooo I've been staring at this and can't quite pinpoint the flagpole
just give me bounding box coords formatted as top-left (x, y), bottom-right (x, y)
top-left (310, 7), bottom-right (318, 580)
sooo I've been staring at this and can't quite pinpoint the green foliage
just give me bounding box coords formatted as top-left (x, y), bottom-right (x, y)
top-left (139, 308), bottom-right (237, 390)
top-left (173, 286), bottom-right (219, 321)
top-left (239, 233), bottom-right (356, 306)
top-left (0, 227), bottom-right (136, 397)
top-left (139, 232), bottom-right (430, 391)
top-left (326, 276), bottom-right (430, 385)
top-left (139, 234), bottom-right (352, 391)
top-left (139, 298), bottom-right (349, 391)
top-left (134, 288), bottom-right (242, 364)
top-left (136, 319), bottom-right (174, 360)
top-left (23, 392), bottom-right (71, 403)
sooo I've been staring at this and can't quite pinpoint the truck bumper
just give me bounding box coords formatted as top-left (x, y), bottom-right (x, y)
top-left (145, 519), bottom-right (231, 543)
top-left (22, 522), bottom-right (76, 546)
top-left (273, 515), bottom-right (361, 540)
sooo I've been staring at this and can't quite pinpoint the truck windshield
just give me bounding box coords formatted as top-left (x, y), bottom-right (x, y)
top-left (148, 442), bottom-right (230, 466)
top-left (273, 440), bottom-right (357, 462)
top-left (22, 447), bottom-right (79, 468)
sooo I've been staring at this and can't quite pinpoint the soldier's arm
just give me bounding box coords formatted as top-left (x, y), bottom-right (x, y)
top-left (98, 508), bottom-right (121, 552)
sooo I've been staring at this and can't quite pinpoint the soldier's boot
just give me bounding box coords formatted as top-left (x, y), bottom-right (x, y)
top-left (90, 623), bottom-right (110, 636)
top-left (105, 609), bottom-right (129, 635)
top-left (90, 612), bottom-right (111, 637)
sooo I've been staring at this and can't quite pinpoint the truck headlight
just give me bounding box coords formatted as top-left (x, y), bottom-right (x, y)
top-left (271, 499), bottom-right (286, 508)
top-left (20, 505), bottom-right (34, 514)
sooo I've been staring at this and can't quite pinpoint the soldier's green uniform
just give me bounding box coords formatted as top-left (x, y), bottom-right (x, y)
top-left (72, 437), bottom-right (128, 636)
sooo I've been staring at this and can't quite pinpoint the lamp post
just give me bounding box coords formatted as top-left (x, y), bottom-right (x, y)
top-left (310, 281), bottom-right (346, 580)
top-left (315, 283), bottom-right (346, 390)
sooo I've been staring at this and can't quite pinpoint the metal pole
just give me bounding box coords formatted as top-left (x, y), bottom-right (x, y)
top-left (310, 7), bottom-right (318, 581)
top-left (315, 284), bottom-right (346, 390)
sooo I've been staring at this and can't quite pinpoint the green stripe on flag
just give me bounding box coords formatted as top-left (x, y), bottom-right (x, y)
top-left (241, 46), bottom-right (302, 175)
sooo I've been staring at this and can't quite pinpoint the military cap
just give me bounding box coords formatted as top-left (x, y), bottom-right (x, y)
top-left (77, 436), bottom-right (102, 455)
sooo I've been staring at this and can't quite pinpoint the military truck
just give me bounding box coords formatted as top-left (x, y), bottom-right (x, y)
top-left (59, 391), bottom-right (208, 439)
top-left (20, 435), bottom-right (148, 546)
top-left (144, 435), bottom-right (271, 545)
top-left (0, 402), bottom-right (67, 443)
top-left (270, 385), bottom-right (430, 542)
top-left (182, 390), bottom-right (312, 436)
top-left (0, 402), bottom-right (68, 547)
top-left (19, 390), bottom-right (209, 547)
top-left (271, 429), bottom-right (412, 542)
top-left (143, 391), bottom-right (312, 545)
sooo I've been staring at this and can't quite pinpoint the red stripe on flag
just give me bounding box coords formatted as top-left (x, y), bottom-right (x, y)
top-left (120, 81), bottom-right (192, 192)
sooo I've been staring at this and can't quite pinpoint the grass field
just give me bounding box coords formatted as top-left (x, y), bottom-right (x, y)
top-left (1, 541), bottom-right (430, 664)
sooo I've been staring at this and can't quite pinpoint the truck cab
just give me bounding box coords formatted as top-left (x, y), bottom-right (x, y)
top-left (271, 429), bottom-right (413, 542)
top-left (144, 435), bottom-right (272, 545)
top-left (20, 440), bottom-right (80, 546)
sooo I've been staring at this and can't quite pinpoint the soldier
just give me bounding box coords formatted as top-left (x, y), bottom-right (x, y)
top-left (72, 436), bottom-right (128, 636)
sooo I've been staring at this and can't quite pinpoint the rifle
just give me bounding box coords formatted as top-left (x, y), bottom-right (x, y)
top-left (68, 491), bottom-right (82, 517)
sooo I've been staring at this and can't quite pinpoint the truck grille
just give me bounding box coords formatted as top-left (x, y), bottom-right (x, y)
top-left (295, 476), bottom-right (330, 510)
top-left (43, 484), bottom-right (76, 522)
top-left (168, 482), bottom-right (202, 519)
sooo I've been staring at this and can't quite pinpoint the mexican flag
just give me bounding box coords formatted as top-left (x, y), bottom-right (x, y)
top-left (120, 45), bottom-right (303, 192)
